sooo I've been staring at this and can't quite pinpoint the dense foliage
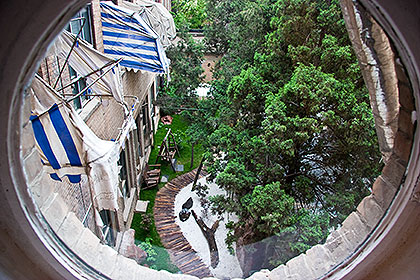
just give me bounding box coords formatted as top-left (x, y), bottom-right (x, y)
top-left (156, 23), bottom-right (204, 115)
top-left (172, 0), bottom-right (207, 29)
top-left (168, 0), bottom-right (382, 274)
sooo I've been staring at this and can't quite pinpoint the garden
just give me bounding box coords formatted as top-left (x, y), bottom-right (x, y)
top-left (131, 114), bottom-right (204, 272)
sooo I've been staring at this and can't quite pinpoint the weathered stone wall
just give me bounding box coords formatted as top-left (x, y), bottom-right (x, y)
top-left (340, 0), bottom-right (400, 162)
top-left (37, 55), bottom-right (73, 97)
top-left (202, 54), bottom-right (221, 83)
top-left (84, 98), bottom-right (126, 140)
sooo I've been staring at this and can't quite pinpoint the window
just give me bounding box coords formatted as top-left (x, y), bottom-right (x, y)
top-left (155, 76), bottom-right (161, 97)
top-left (67, 5), bottom-right (93, 44)
top-left (135, 115), bottom-right (144, 158)
top-left (141, 102), bottom-right (152, 148)
top-left (67, 4), bottom-right (93, 110)
top-left (133, 126), bottom-right (141, 160)
top-left (99, 210), bottom-right (117, 247)
top-left (118, 149), bottom-right (130, 199)
top-left (68, 66), bottom-right (90, 110)
top-left (150, 83), bottom-right (155, 118)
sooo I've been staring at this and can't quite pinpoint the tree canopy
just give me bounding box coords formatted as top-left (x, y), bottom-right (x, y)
top-left (172, 0), bottom-right (207, 29)
top-left (156, 22), bottom-right (204, 115)
top-left (167, 0), bottom-right (382, 274)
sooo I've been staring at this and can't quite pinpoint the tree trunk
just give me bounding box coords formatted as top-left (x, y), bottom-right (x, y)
top-left (191, 210), bottom-right (219, 268)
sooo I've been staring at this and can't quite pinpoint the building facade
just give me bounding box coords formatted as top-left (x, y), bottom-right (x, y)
top-left (34, 0), bottom-right (169, 249)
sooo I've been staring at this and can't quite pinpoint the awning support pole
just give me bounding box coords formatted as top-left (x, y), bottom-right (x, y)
top-left (67, 58), bottom-right (123, 103)
top-left (63, 93), bottom-right (113, 97)
top-left (53, 18), bottom-right (87, 90)
top-left (57, 59), bottom-right (120, 92)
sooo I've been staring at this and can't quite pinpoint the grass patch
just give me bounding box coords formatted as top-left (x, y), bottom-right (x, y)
top-left (149, 114), bottom-right (205, 185)
top-left (131, 114), bottom-right (204, 273)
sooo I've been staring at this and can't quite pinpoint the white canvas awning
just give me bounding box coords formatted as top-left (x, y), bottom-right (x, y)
top-left (51, 30), bottom-right (125, 104)
top-left (121, 0), bottom-right (176, 48)
top-left (30, 75), bottom-right (120, 211)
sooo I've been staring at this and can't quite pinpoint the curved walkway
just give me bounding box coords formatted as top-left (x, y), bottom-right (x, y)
top-left (154, 169), bottom-right (212, 278)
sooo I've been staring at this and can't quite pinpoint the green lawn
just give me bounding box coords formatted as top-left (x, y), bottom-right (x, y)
top-left (149, 114), bottom-right (205, 185)
top-left (131, 114), bottom-right (204, 273)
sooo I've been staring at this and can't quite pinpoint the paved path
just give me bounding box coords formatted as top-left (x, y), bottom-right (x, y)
top-left (154, 169), bottom-right (212, 278)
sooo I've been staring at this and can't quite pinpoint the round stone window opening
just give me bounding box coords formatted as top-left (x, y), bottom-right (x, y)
top-left (2, 0), bottom-right (419, 280)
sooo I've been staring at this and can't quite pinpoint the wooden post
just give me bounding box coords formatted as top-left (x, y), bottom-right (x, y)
top-left (190, 142), bottom-right (194, 169)
top-left (192, 157), bottom-right (204, 191)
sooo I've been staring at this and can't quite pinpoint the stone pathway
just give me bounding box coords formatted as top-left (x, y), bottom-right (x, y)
top-left (154, 169), bottom-right (212, 278)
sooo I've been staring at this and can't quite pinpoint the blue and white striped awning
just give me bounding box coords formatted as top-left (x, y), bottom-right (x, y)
top-left (31, 103), bottom-right (85, 183)
top-left (30, 77), bottom-right (86, 183)
top-left (100, 1), bottom-right (170, 73)
top-left (30, 75), bottom-right (120, 210)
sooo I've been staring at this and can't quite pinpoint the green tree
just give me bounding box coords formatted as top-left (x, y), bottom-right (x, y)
top-left (157, 24), bottom-right (204, 115)
top-left (171, 0), bottom-right (207, 29)
top-left (262, 63), bottom-right (380, 224)
top-left (164, 0), bottom-right (382, 273)
top-left (201, 0), bottom-right (382, 272)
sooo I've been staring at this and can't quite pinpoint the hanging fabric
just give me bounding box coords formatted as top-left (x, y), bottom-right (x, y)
top-left (100, 1), bottom-right (170, 73)
top-left (30, 75), bottom-right (119, 210)
top-left (121, 0), bottom-right (176, 48)
top-left (51, 30), bottom-right (125, 104)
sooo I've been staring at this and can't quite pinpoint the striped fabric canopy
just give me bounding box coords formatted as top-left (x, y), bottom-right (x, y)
top-left (30, 75), bottom-right (120, 210)
top-left (100, 1), bottom-right (170, 73)
top-left (30, 76), bottom-right (85, 183)
top-left (31, 104), bottom-right (85, 183)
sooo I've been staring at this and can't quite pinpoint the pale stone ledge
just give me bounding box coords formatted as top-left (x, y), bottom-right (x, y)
top-left (23, 148), bottom-right (43, 185)
top-left (393, 131), bottom-right (413, 164)
top-left (110, 255), bottom-right (138, 280)
top-left (372, 175), bottom-right (398, 210)
top-left (324, 229), bottom-right (353, 264)
top-left (398, 108), bottom-right (415, 139)
top-left (356, 195), bottom-right (385, 229)
top-left (30, 172), bottom-right (55, 208)
top-left (56, 212), bottom-right (85, 248)
top-left (268, 265), bottom-right (287, 280)
top-left (21, 121), bottom-right (35, 158)
top-left (286, 254), bottom-right (314, 280)
top-left (41, 193), bottom-right (69, 232)
top-left (305, 245), bottom-right (334, 278)
top-left (339, 212), bottom-right (371, 249)
top-left (73, 228), bottom-right (101, 269)
top-left (94, 244), bottom-right (119, 277)
top-left (246, 269), bottom-right (270, 279)
top-left (381, 154), bottom-right (407, 187)
top-left (21, 93), bottom-right (31, 127)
